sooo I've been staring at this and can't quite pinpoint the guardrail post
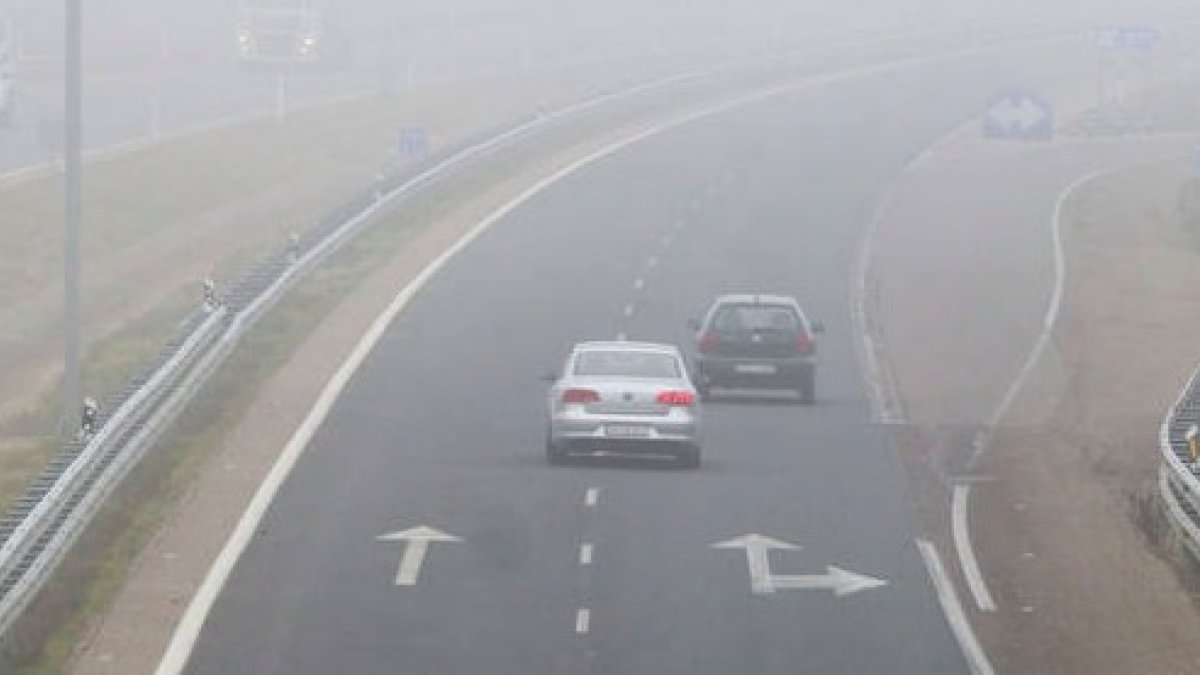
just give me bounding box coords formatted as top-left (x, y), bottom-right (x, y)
top-left (1189, 424), bottom-right (1199, 471)
top-left (201, 277), bottom-right (218, 313)
top-left (286, 232), bottom-right (301, 265)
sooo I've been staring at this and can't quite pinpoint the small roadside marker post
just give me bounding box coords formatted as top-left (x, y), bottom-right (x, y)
top-left (1187, 425), bottom-right (1199, 470)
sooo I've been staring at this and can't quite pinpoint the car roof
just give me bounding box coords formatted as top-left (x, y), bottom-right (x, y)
top-left (572, 341), bottom-right (681, 355)
top-left (711, 293), bottom-right (799, 306)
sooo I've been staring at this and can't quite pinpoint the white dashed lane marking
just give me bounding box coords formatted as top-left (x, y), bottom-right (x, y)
top-left (580, 543), bottom-right (594, 566)
top-left (576, 608), bottom-right (591, 634)
top-left (585, 488), bottom-right (600, 507)
top-left (623, 304), bottom-right (635, 319)
top-left (647, 256), bottom-right (658, 269)
top-left (633, 278), bottom-right (645, 291)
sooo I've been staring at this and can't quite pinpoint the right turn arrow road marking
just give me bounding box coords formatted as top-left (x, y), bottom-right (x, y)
top-left (712, 533), bottom-right (888, 596)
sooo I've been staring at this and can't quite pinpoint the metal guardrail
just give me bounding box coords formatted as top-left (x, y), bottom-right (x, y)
top-left (0, 62), bottom-right (755, 638)
top-left (1159, 363), bottom-right (1200, 557)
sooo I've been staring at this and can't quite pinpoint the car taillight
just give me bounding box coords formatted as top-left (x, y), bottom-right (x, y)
top-left (656, 390), bottom-right (696, 406)
top-left (561, 388), bottom-right (600, 404)
top-left (796, 332), bottom-right (814, 354)
top-left (698, 331), bottom-right (717, 353)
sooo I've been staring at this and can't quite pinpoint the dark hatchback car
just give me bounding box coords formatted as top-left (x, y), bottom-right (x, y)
top-left (688, 294), bottom-right (824, 403)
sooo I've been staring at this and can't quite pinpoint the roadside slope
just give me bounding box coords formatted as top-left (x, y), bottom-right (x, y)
top-left (874, 140), bottom-right (1200, 672)
top-left (972, 161), bottom-right (1200, 674)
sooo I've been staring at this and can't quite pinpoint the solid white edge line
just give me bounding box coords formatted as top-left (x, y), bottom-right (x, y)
top-left (154, 117), bottom-right (683, 675)
top-left (575, 608), bottom-right (591, 634)
top-left (156, 44), bottom-right (1091, 673)
top-left (916, 539), bottom-right (995, 675)
top-left (952, 484), bottom-right (996, 612)
top-left (951, 154), bottom-right (1182, 617)
top-left (850, 117), bottom-right (978, 425)
top-left (971, 164), bottom-right (1133, 463)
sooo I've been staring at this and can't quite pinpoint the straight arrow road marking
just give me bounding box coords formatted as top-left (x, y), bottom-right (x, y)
top-left (712, 533), bottom-right (798, 594)
top-left (712, 533), bottom-right (888, 596)
top-left (377, 525), bottom-right (462, 586)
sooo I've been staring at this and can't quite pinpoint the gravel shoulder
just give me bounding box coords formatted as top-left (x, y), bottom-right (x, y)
top-left (971, 161), bottom-right (1200, 674)
top-left (877, 142), bottom-right (1200, 673)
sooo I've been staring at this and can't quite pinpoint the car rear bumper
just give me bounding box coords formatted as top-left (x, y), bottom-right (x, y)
top-left (694, 355), bottom-right (814, 388)
top-left (553, 438), bottom-right (698, 459)
top-left (549, 414), bottom-right (701, 448)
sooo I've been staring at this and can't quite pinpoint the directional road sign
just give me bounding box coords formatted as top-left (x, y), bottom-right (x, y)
top-left (982, 90), bottom-right (1053, 141)
top-left (398, 126), bottom-right (430, 157)
top-left (1094, 26), bottom-right (1160, 51)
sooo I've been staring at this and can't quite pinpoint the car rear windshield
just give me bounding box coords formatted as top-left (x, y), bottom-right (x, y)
top-left (711, 304), bottom-right (801, 332)
top-left (574, 350), bottom-right (681, 378)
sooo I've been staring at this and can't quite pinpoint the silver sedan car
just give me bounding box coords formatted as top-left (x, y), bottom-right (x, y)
top-left (545, 341), bottom-right (703, 467)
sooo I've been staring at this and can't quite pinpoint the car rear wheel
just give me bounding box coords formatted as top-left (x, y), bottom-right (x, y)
top-left (546, 437), bottom-right (568, 464)
top-left (677, 445), bottom-right (701, 469)
top-left (798, 372), bottom-right (816, 405)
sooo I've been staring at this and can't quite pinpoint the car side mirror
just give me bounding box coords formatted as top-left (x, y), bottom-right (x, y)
top-left (810, 320), bottom-right (826, 334)
top-left (686, 317), bottom-right (701, 331)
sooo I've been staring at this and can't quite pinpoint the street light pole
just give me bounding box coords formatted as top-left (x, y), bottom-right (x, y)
top-left (63, 0), bottom-right (82, 436)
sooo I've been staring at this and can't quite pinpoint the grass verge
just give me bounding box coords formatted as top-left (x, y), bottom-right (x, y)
top-left (0, 122), bottom-right (571, 672)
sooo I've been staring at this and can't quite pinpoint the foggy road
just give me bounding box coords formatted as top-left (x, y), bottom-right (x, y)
top-left (171, 64), bottom-right (1012, 675)
top-left (0, 0), bottom-right (381, 176)
top-left (0, 0), bottom-right (892, 179)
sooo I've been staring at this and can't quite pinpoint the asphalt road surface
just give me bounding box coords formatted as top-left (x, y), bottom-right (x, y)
top-left (179, 63), bottom-right (1010, 675)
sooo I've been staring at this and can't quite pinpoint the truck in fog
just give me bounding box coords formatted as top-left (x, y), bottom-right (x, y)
top-left (234, 0), bottom-right (337, 66)
top-left (0, 11), bottom-right (16, 125)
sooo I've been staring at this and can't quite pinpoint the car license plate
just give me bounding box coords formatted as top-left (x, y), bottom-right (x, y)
top-left (735, 363), bottom-right (777, 375)
top-left (605, 425), bottom-right (652, 438)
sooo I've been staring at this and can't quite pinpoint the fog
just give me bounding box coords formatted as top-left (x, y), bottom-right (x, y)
top-left (3, 1), bottom-right (1200, 671)
top-left (1, 0), bottom-right (1197, 173)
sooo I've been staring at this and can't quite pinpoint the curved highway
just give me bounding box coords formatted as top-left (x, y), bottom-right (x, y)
top-left (168, 61), bottom-right (1018, 675)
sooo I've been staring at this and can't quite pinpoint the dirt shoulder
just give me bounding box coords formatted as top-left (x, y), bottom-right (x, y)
top-left (878, 138), bottom-right (1200, 672)
top-left (970, 162), bottom-right (1200, 674)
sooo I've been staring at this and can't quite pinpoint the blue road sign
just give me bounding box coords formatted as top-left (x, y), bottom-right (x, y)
top-left (1094, 26), bottom-right (1160, 51)
top-left (398, 126), bottom-right (429, 157)
top-left (982, 90), bottom-right (1054, 141)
